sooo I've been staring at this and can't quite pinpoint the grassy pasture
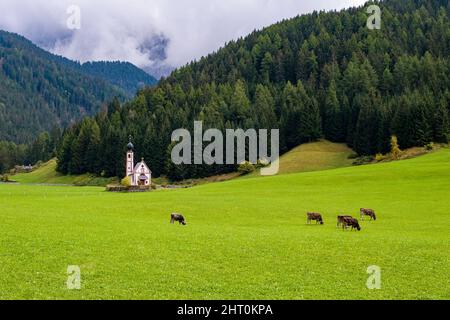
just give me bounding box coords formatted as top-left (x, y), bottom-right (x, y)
top-left (12, 159), bottom-right (117, 186)
top-left (246, 140), bottom-right (354, 178)
top-left (269, 140), bottom-right (353, 174)
top-left (0, 149), bottom-right (449, 299)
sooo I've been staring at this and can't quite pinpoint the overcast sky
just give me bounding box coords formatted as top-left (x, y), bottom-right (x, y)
top-left (0, 0), bottom-right (367, 76)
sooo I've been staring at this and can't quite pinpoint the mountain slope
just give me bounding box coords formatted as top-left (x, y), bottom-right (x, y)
top-left (81, 61), bottom-right (157, 96)
top-left (45, 52), bottom-right (158, 95)
top-left (0, 30), bottom-right (155, 143)
top-left (57, 0), bottom-right (449, 180)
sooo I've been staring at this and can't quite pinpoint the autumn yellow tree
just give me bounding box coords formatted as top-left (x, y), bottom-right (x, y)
top-left (390, 136), bottom-right (401, 160)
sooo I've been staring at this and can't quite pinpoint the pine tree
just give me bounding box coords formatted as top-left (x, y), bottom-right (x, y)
top-left (434, 99), bottom-right (449, 143)
top-left (87, 120), bottom-right (101, 174)
top-left (260, 52), bottom-right (274, 83)
top-left (280, 82), bottom-right (301, 149)
top-left (411, 97), bottom-right (433, 147)
top-left (254, 84), bottom-right (277, 129)
top-left (323, 80), bottom-right (344, 142)
top-left (392, 94), bottom-right (415, 149)
top-left (296, 41), bottom-right (311, 82)
top-left (297, 82), bottom-right (322, 143)
top-left (56, 130), bottom-right (75, 174)
top-left (380, 67), bottom-right (394, 94)
top-left (354, 92), bottom-right (378, 155)
top-left (376, 105), bottom-right (392, 154)
top-left (230, 80), bottom-right (251, 126)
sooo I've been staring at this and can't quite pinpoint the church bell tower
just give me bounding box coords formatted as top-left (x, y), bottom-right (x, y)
top-left (126, 136), bottom-right (134, 179)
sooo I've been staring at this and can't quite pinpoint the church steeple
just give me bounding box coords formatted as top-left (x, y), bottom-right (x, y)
top-left (126, 136), bottom-right (134, 178)
top-left (123, 138), bottom-right (152, 188)
top-left (127, 135), bottom-right (134, 151)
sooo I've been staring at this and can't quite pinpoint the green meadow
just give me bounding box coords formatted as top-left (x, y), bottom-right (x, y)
top-left (11, 159), bottom-right (117, 186)
top-left (1, 149), bottom-right (449, 300)
top-left (248, 140), bottom-right (354, 177)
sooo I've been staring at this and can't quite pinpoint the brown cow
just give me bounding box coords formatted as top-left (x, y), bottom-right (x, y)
top-left (307, 212), bottom-right (324, 225)
top-left (342, 217), bottom-right (361, 231)
top-left (360, 208), bottom-right (377, 221)
top-left (170, 213), bottom-right (186, 225)
top-left (337, 215), bottom-right (353, 227)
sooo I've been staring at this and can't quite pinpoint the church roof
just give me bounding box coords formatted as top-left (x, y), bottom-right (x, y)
top-left (127, 135), bottom-right (134, 151)
top-left (133, 158), bottom-right (152, 174)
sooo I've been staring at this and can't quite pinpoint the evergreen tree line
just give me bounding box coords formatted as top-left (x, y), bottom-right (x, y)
top-left (0, 30), bottom-right (131, 143)
top-left (0, 128), bottom-right (61, 173)
top-left (56, 0), bottom-right (450, 181)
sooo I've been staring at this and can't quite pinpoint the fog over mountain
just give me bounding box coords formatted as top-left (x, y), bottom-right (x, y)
top-left (0, 0), bottom-right (366, 78)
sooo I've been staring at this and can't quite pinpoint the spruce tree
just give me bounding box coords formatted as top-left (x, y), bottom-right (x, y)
top-left (354, 92), bottom-right (378, 155)
top-left (324, 80), bottom-right (344, 142)
top-left (297, 81), bottom-right (322, 143)
top-left (254, 84), bottom-right (277, 129)
top-left (434, 99), bottom-right (449, 143)
top-left (230, 80), bottom-right (251, 126)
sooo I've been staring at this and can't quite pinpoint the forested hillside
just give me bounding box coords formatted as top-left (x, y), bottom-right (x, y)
top-left (57, 0), bottom-right (450, 180)
top-left (81, 61), bottom-right (157, 96)
top-left (0, 31), bottom-right (157, 145)
top-left (43, 50), bottom-right (157, 96)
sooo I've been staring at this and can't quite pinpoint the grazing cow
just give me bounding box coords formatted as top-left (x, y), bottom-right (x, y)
top-left (360, 208), bottom-right (377, 221)
top-left (337, 215), bottom-right (353, 227)
top-left (307, 212), bottom-right (324, 225)
top-left (170, 213), bottom-right (186, 225)
top-left (342, 217), bottom-right (361, 231)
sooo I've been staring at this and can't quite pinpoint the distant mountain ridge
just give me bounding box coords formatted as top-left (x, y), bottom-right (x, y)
top-left (0, 30), bottom-right (157, 143)
top-left (80, 61), bottom-right (157, 95)
top-left (43, 53), bottom-right (158, 95)
top-left (22, 35), bottom-right (158, 95)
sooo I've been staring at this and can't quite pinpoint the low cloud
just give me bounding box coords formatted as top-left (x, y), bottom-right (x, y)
top-left (0, 0), bottom-right (367, 77)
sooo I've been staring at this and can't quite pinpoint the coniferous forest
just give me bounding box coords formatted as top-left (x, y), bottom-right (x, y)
top-left (0, 30), bottom-right (157, 142)
top-left (0, 31), bottom-right (158, 171)
top-left (33, 0), bottom-right (450, 180)
top-left (0, 31), bottom-right (125, 144)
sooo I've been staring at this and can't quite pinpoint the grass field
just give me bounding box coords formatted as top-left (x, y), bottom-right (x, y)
top-left (263, 140), bottom-right (353, 175)
top-left (12, 159), bottom-right (117, 186)
top-left (1, 149), bottom-right (449, 299)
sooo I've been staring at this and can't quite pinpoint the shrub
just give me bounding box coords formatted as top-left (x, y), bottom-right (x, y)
top-left (106, 185), bottom-right (129, 192)
top-left (352, 156), bottom-right (374, 166)
top-left (390, 136), bottom-right (402, 160)
top-left (121, 176), bottom-right (131, 187)
top-left (256, 159), bottom-right (269, 169)
top-left (425, 142), bottom-right (434, 151)
top-left (238, 161), bottom-right (256, 174)
top-left (347, 153), bottom-right (359, 160)
top-left (375, 153), bottom-right (385, 162)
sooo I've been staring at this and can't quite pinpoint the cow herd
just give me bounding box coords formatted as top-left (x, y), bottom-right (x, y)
top-left (307, 208), bottom-right (378, 231)
top-left (171, 208), bottom-right (377, 231)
